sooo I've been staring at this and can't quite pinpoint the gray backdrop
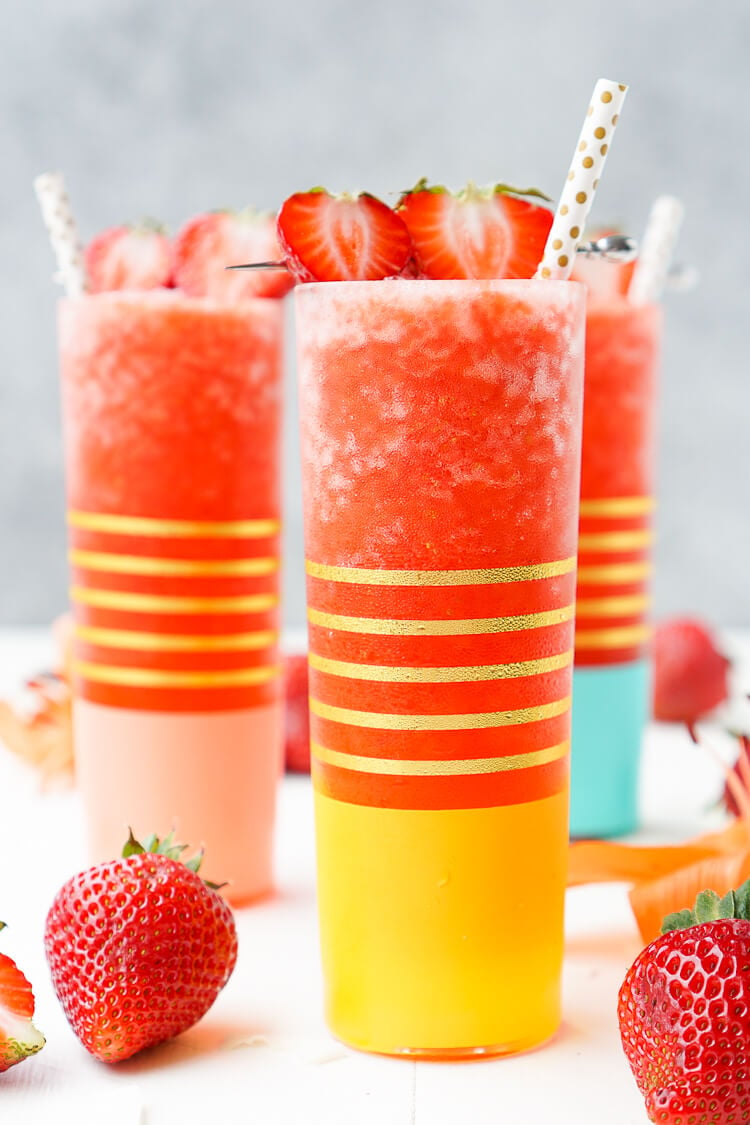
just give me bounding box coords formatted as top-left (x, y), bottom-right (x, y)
top-left (2, 0), bottom-right (748, 629)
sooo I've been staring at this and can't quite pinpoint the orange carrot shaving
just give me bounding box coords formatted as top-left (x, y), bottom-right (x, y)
top-left (568, 817), bottom-right (750, 888)
top-left (568, 838), bottom-right (734, 888)
top-left (567, 727), bottom-right (750, 947)
top-left (629, 848), bottom-right (750, 944)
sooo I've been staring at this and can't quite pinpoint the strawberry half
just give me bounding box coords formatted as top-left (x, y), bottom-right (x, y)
top-left (86, 222), bottom-right (173, 292)
top-left (619, 882), bottom-right (750, 1124)
top-left (397, 180), bottom-right (553, 280)
top-left (0, 924), bottom-right (45, 1072)
top-left (276, 189), bottom-right (413, 282)
top-left (173, 209), bottom-right (294, 300)
top-left (44, 832), bottom-right (237, 1063)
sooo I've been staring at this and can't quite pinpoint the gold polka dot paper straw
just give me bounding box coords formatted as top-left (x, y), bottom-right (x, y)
top-left (34, 172), bottom-right (88, 296)
top-left (535, 79), bottom-right (628, 282)
top-left (627, 195), bottom-right (685, 305)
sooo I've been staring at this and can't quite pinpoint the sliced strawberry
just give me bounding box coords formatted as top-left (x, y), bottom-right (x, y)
top-left (86, 222), bottom-right (173, 292)
top-left (276, 189), bottom-right (413, 282)
top-left (0, 930), bottom-right (45, 1072)
top-left (397, 181), bottom-right (553, 280)
top-left (173, 209), bottom-right (293, 300)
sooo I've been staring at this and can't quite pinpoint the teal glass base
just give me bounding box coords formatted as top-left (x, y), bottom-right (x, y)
top-left (570, 660), bottom-right (650, 839)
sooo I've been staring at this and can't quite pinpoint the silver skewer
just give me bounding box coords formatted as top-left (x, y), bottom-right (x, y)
top-left (575, 234), bottom-right (638, 262)
top-left (225, 260), bottom-right (289, 271)
top-left (226, 235), bottom-right (646, 274)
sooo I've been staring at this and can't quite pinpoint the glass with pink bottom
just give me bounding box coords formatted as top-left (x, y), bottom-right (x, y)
top-left (59, 290), bottom-right (284, 901)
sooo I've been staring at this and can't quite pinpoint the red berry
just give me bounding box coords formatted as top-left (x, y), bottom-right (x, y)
top-left (86, 223), bottom-right (173, 292)
top-left (173, 209), bottom-right (293, 300)
top-left (619, 917), bottom-right (750, 1124)
top-left (44, 838), bottom-right (237, 1062)
top-left (284, 653), bottom-right (310, 773)
top-left (397, 181), bottom-right (553, 280)
top-left (652, 617), bottom-right (731, 722)
top-left (276, 190), bottom-right (413, 282)
top-left (0, 929), bottom-right (45, 1072)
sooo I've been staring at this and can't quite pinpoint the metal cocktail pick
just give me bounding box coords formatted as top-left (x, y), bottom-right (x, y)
top-left (225, 260), bottom-right (288, 271)
top-left (224, 235), bottom-right (640, 273)
top-left (575, 234), bottom-right (638, 262)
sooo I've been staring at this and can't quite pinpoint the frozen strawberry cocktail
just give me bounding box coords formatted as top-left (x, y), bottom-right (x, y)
top-left (569, 255), bottom-right (662, 839)
top-left (296, 273), bottom-right (585, 1056)
top-left (59, 211), bottom-right (287, 901)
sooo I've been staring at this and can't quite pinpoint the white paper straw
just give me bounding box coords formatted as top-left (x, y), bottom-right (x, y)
top-left (536, 79), bottom-right (629, 281)
top-left (627, 195), bottom-right (685, 305)
top-left (33, 172), bottom-right (88, 296)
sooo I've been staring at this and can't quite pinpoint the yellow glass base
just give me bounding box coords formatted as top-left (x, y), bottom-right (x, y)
top-left (314, 789), bottom-right (569, 1057)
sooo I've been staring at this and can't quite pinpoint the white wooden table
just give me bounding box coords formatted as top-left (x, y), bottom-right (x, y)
top-left (0, 626), bottom-right (747, 1124)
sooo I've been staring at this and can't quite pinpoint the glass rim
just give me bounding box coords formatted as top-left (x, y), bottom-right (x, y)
top-left (295, 277), bottom-right (586, 297)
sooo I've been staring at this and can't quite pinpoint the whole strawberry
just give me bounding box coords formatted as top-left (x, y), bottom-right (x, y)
top-left (652, 617), bottom-right (730, 723)
top-left (618, 882), bottom-right (750, 1124)
top-left (44, 832), bottom-right (237, 1063)
top-left (0, 924), bottom-right (45, 1072)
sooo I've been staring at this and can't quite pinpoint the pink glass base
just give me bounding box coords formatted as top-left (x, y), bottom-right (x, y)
top-left (73, 700), bottom-right (283, 904)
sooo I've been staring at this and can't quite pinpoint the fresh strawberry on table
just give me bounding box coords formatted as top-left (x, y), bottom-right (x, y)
top-left (284, 652), bottom-right (310, 773)
top-left (652, 617), bottom-right (731, 723)
top-left (397, 180), bottom-right (553, 280)
top-left (86, 221), bottom-right (173, 292)
top-left (173, 208), bottom-right (294, 300)
top-left (276, 189), bottom-right (413, 282)
top-left (44, 832), bottom-right (237, 1063)
top-left (0, 924), bottom-right (45, 1072)
top-left (618, 881), bottom-right (750, 1124)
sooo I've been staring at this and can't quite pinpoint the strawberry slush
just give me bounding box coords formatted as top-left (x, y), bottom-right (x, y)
top-left (570, 292), bottom-right (662, 837)
top-left (297, 279), bottom-right (585, 1056)
top-left (59, 290), bottom-right (284, 900)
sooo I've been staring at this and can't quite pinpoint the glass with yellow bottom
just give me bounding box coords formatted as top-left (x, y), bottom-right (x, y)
top-left (296, 279), bottom-right (585, 1056)
top-left (315, 793), bottom-right (569, 1055)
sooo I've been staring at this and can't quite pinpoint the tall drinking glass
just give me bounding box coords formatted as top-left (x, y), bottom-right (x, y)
top-left (296, 278), bottom-right (585, 1057)
top-left (570, 296), bottom-right (662, 838)
top-left (59, 290), bottom-right (284, 901)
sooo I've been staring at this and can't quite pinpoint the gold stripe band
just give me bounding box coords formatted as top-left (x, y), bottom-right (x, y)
top-left (69, 549), bottom-right (279, 578)
top-left (577, 562), bottom-right (652, 585)
top-left (74, 626), bottom-right (278, 653)
top-left (305, 557), bottom-right (576, 585)
top-left (308, 649), bottom-right (573, 682)
top-left (70, 587), bottom-right (278, 615)
top-left (312, 739), bottom-right (570, 776)
top-left (579, 496), bottom-right (655, 518)
top-left (578, 530), bottom-right (654, 552)
top-left (68, 511), bottom-right (280, 539)
top-left (575, 625), bottom-right (652, 649)
top-left (307, 604), bottom-right (574, 636)
top-left (575, 594), bottom-right (651, 618)
top-left (309, 695), bottom-right (570, 731)
top-left (73, 661), bottom-right (280, 689)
